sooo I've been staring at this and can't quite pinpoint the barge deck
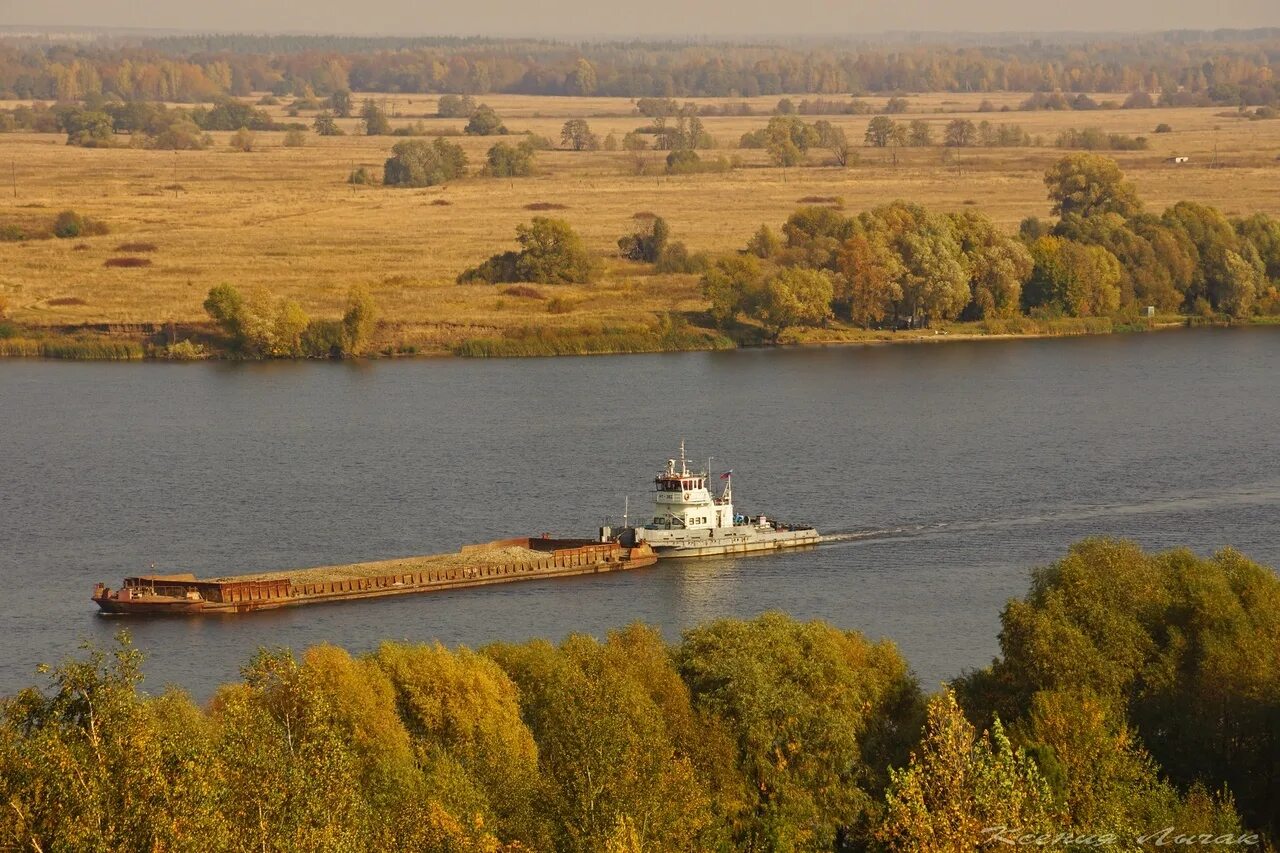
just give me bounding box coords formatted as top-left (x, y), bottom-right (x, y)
top-left (92, 537), bottom-right (657, 616)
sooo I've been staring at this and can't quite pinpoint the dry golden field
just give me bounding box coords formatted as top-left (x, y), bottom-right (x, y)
top-left (2, 91), bottom-right (1279, 353)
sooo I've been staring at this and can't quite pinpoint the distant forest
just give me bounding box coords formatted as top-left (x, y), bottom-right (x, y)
top-left (2, 30), bottom-right (1279, 104)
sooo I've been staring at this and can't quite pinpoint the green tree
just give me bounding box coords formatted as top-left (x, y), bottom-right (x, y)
top-left (329, 89), bottom-right (352, 117)
top-left (752, 268), bottom-right (834, 340)
top-left (1044, 153), bottom-right (1142, 219)
top-left (864, 115), bottom-right (898, 148)
top-left (437, 94), bottom-right (476, 118)
top-left (464, 104), bottom-right (507, 136)
top-left (312, 111), bottom-right (342, 135)
top-left (359, 98), bottom-right (391, 135)
top-left (560, 118), bottom-right (599, 151)
top-left (763, 116), bottom-right (818, 167)
top-left (1024, 236), bottom-right (1121, 316)
top-left (907, 119), bottom-right (933, 146)
top-left (617, 215), bottom-right (670, 263)
top-left (701, 255), bottom-right (762, 327)
top-left (485, 139), bottom-right (537, 177)
top-left (944, 118), bottom-right (977, 147)
top-left (951, 211), bottom-right (1034, 319)
top-left (678, 613), bottom-right (923, 851)
top-left (513, 218), bottom-right (595, 284)
top-left (878, 690), bottom-right (1055, 852)
top-left (814, 120), bottom-right (851, 165)
top-left (383, 138), bottom-right (468, 187)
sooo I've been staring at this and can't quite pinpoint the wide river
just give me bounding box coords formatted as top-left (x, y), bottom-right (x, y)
top-left (2, 327), bottom-right (1277, 699)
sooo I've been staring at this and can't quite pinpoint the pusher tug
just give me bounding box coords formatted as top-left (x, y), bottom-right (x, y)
top-left (602, 442), bottom-right (820, 558)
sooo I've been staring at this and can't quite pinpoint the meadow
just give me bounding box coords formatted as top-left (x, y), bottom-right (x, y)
top-left (2, 91), bottom-right (1279, 354)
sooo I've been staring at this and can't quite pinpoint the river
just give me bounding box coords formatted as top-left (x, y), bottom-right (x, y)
top-left (1, 327), bottom-right (1277, 699)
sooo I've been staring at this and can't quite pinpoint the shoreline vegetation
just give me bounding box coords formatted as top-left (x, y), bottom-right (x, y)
top-left (3, 539), bottom-right (1277, 850)
top-left (0, 312), bottom-right (1271, 361)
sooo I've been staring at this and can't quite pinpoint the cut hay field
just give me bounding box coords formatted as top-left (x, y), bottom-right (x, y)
top-left (2, 91), bottom-right (1279, 355)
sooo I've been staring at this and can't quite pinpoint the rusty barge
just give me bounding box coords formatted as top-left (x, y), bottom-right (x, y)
top-left (92, 537), bottom-right (657, 616)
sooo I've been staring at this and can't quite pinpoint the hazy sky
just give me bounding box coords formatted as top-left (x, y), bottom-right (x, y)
top-left (5, 0), bottom-right (1280, 37)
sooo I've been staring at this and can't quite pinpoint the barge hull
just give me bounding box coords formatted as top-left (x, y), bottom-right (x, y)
top-left (93, 538), bottom-right (657, 616)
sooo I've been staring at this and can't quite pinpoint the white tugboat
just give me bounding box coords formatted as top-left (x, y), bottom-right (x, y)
top-left (602, 442), bottom-right (820, 558)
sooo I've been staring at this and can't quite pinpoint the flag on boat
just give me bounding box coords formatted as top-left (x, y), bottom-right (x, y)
top-left (720, 471), bottom-right (732, 479)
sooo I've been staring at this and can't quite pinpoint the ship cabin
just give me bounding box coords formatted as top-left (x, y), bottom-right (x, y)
top-left (648, 455), bottom-right (735, 532)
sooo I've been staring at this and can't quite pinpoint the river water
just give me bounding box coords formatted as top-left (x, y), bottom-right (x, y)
top-left (2, 327), bottom-right (1277, 699)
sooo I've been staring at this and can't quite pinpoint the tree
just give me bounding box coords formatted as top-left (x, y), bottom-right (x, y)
top-left (862, 203), bottom-right (970, 324)
top-left (701, 255), bottom-right (762, 327)
top-left (814, 120), bottom-right (851, 165)
top-left (564, 58), bottom-right (598, 96)
top-left (678, 613), bottom-right (923, 850)
top-left (282, 128), bottom-right (307, 147)
top-left (312, 111), bottom-right (342, 136)
top-left (864, 115), bottom-right (897, 147)
top-left (763, 116), bottom-right (818, 167)
top-left (907, 119), bottom-right (933, 147)
top-left (617, 216), bottom-right (670, 263)
top-left (437, 94), bottom-right (476, 118)
top-left (485, 140), bottom-right (536, 177)
top-left (560, 119), bottom-right (599, 151)
top-left (1044, 153), bottom-right (1142, 219)
top-left (459, 218), bottom-right (597, 285)
top-left (383, 138), bottom-right (468, 187)
top-left (878, 690), bottom-right (1055, 852)
top-left (950, 211), bottom-right (1034, 319)
top-left (464, 104), bottom-right (506, 136)
top-left (944, 118), bottom-right (977, 147)
top-left (1024, 236), bottom-right (1121, 316)
top-left (835, 230), bottom-right (904, 327)
top-left (342, 285), bottom-right (376, 355)
top-left (228, 126), bottom-right (255, 152)
top-left (751, 268), bottom-right (834, 340)
top-left (329, 89), bottom-right (352, 117)
top-left (664, 148), bottom-right (701, 174)
top-left (359, 99), bottom-right (390, 135)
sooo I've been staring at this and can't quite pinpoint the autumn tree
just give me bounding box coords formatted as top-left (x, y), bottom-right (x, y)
top-left (864, 115), bottom-right (897, 147)
top-left (1044, 153), bottom-right (1142, 219)
top-left (944, 118), bottom-right (977, 147)
top-left (834, 229), bottom-right (904, 327)
top-left (359, 98), bottom-right (390, 135)
top-left (484, 139), bottom-right (537, 177)
top-left (950, 210), bottom-right (1034, 319)
top-left (560, 118), bottom-right (599, 151)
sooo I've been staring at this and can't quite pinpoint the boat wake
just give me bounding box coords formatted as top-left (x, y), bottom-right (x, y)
top-left (820, 481), bottom-right (1280, 548)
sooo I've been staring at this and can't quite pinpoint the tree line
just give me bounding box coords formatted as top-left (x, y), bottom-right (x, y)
top-left (2, 31), bottom-right (1279, 104)
top-left (0, 539), bottom-right (1275, 850)
top-left (705, 154), bottom-right (1280, 337)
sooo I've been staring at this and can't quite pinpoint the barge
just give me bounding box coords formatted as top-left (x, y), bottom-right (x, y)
top-left (603, 442), bottom-right (821, 558)
top-left (92, 537), bottom-right (657, 616)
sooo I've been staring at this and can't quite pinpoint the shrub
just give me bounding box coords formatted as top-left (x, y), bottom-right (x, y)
top-left (104, 257), bottom-right (151, 268)
top-left (348, 166), bottom-right (375, 185)
top-left (383, 138), bottom-right (467, 187)
top-left (228, 127), bottom-right (256, 152)
top-left (500, 285), bottom-right (544, 299)
top-left (665, 149), bottom-right (701, 174)
top-left (163, 339), bottom-right (207, 360)
top-left (282, 128), bottom-right (307, 147)
top-left (301, 318), bottom-right (346, 358)
top-left (53, 210), bottom-right (108, 239)
top-left (342, 285), bottom-right (377, 355)
top-left (147, 121), bottom-right (211, 150)
top-left (1155, 123), bottom-right (1173, 133)
top-left (464, 104), bottom-right (507, 136)
top-left (436, 94), bottom-right (476, 118)
top-left (655, 242), bottom-right (709, 274)
top-left (458, 217), bottom-right (596, 284)
top-left (618, 215), bottom-right (670, 262)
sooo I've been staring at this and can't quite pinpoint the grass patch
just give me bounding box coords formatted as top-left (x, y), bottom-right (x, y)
top-left (0, 337), bottom-right (144, 360)
top-left (796, 195), bottom-right (843, 205)
top-left (429, 199), bottom-right (453, 206)
top-left (104, 257), bottom-right (153, 268)
top-left (453, 322), bottom-right (733, 357)
top-left (46, 297), bottom-right (88, 306)
top-left (525, 202), bottom-right (569, 211)
top-left (115, 242), bottom-right (159, 252)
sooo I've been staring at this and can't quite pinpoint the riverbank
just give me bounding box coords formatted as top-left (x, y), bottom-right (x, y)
top-left (1, 313), bottom-right (1269, 361)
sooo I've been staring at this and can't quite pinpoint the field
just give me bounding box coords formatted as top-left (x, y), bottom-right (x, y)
top-left (2, 91), bottom-right (1279, 354)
